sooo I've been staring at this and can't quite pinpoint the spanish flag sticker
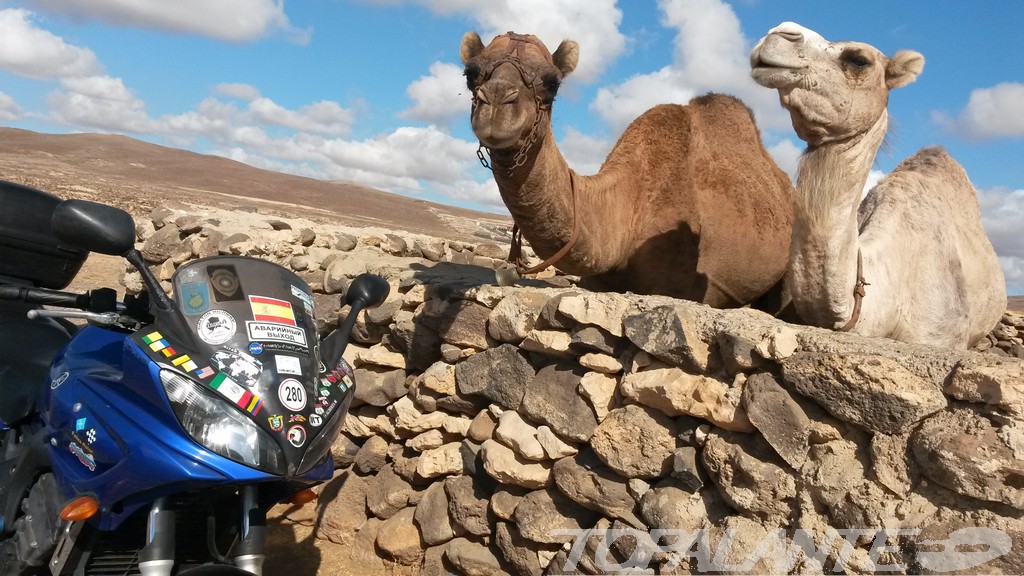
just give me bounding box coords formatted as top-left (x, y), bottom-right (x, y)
top-left (248, 296), bottom-right (296, 326)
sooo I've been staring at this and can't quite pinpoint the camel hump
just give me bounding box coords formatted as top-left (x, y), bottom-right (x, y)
top-left (890, 146), bottom-right (975, 199)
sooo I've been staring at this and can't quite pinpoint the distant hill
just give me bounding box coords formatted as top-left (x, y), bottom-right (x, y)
top-left (2, 127), bottom-right (1019, 309)
top-left (0, 127), bottom-right (511, 243)
top-left (1009, 296), bottom-right (1024, 313)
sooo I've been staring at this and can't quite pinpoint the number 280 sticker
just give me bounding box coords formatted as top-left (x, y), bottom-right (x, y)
top-left (278, 378), bottom-right (307, 411)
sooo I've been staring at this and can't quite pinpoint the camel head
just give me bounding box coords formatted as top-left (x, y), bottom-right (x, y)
top-left (461, 31), bottom-right (579, 151)
top-left (750, 22), bottom-right (924, 146)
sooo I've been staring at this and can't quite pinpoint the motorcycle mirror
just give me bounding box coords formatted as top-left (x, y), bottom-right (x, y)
top-left (321, 274), bottom-right (390, 368)
top-left (52, 200), bottom-right (137, 256)
top-left (344, 273), bottom-right (391, 309)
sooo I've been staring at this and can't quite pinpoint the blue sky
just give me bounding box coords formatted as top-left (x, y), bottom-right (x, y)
top-left (1, 0), bottom-right (1022, 292)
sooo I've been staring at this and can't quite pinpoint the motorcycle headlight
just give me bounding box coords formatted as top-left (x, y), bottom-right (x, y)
top-left (159, 370), bottom-right (286, 475)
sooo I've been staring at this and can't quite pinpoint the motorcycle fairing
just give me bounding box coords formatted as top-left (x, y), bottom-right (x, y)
top-left (130, 256), bottom-right (353, 464)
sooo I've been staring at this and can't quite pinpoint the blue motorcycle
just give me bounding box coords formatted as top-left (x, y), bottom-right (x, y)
top-left (0, 180), bottom-right (389, 575)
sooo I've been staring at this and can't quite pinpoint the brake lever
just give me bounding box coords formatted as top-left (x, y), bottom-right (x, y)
top-left (27, 309), bottom-right (125, 326)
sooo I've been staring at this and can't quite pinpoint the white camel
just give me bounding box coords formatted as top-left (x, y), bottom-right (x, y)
top-left (750, 22), bottom-right (1005, 348)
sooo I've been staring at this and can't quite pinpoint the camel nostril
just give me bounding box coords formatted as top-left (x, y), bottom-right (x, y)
top-left (776, 30), bottom-right (803, 43)
top-left (476, 89), bottom-right (490, 105)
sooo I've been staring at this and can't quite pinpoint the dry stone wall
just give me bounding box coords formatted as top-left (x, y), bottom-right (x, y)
top-left (134, 204), bottom-right (1024, 575)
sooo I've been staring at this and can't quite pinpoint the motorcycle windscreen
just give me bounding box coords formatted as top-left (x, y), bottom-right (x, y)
top-left (133, 255), bottom-right (353, 462)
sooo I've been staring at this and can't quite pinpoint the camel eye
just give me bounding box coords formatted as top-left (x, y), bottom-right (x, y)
top-left (842, 51), bottom-right (871, 69)
top-left (540, 72), bottom-right (561, 104)
top-left (464, 64), bottom-right (481, 89)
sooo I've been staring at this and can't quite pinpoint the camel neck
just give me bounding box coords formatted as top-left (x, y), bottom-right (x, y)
top-left (789, 111), bottom-right (888, 328)
top-left (488, 126), bottom-right (625, 275)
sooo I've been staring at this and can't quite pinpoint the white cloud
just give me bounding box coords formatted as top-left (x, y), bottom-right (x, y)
top-left (0, 9), bottom-right (103, 79)
top-left (48, 75), bottom-right (155, 132)
top-left (23, 0), bottom-right (307, 43)
top-left (587, 0), bottom-right (790, 137)
top-left (937, 83), bottom-right (1024, 140)
top-left (999, 257), bottom-right (1024, 296)
top-left (863, 169), bottom-right (886, 198)
top-left (249, 98), bottom-right (354, 136)
top-left (215, 83), bottom-right (261, 101)
top-left (433, 179), bottom-right (505, 213)
top-left (0, 92), bottom-right (21, 120)
top-left (766, 138), bottom-right (801, 183)
top-left (401, 62), bottom-right (470, 126)
top-left (660, 0), bottom-right (748, 89)
top-left (559, 126), bottom-right (612, 176)
top-left (977, 186), bottom-right (1024, 293)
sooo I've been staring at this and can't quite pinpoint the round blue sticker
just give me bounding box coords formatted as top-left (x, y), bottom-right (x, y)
top-left (248, 342), bottom-right (264, 355)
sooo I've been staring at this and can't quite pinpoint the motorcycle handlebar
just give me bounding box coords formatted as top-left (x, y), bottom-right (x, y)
top-left (0, 284), bottom-right (90, 309)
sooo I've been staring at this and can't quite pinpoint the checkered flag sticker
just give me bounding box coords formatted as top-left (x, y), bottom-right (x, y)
top-left (86, 429), bottom-right (96, 443)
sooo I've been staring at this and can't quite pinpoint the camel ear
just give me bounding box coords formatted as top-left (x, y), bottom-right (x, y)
top-left (461, 32), bottom-right (485, 65)
top-left (552, 40), bottom-right (579, 77)
top-left (886, 50), bottom-right (924, 89)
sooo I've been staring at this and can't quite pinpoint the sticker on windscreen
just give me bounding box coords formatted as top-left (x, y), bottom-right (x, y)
top-left (212, 348), bottom-right (263, 390)
top-left (197, 310), bottom-right (236, 345)
top-left (278, 378), bottom-right (307, 411)
top-left (275, 355), bottom-right (302, 376)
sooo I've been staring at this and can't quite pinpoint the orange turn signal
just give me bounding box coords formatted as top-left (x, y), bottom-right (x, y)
top-left (289, 489), bottom-right (318, 506)
top-left (60, 496), bottom-right (99, 521)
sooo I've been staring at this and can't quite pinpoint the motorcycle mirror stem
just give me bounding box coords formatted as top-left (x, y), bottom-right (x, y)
top-left (320, 273), bottom-right (390, 369)
top-left (51, 199), bottom-right (196, 345)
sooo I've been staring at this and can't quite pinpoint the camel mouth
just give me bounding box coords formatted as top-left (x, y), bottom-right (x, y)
top-left (751, 54), bottom-right (803, 71)
top-left (750, 57), bottom-right (805, 88)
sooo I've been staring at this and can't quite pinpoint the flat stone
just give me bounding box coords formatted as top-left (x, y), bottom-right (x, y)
top-left (622, 301), bottom-right (715, 372)
top-left (316, 470), bottom-right (370, 546)
top-left (415, 481), bottom-right (460, 546)
top-left (456, 344), bottom-right (535, 410)
top-left (742, 372), bottom-right (811, 469)
top-left (520, 361), bottom-right (599, 442)
top-left (620, 366), bottom-right (753, 432)
top-left (366, 464), bottom-right (424, 520)
top-left (536, 426), bottom-right (578, 459)
top-left (480, 439), bottom-right (552, 489)
top-left (445, 538), bottom-right (505, 576)
top-left (551, 450), bottom-right (642, 526)
top-left (487, 291), bottom-right (551, 344)
top-left (353, 435), bottom-right (389, 475)
top-left (467, 409), bottom-right (498, 443)
top-left (445, 475), bottom-right (493, 537)
top-left (590, 404), bottom-right (678, 479)
top-left (495, 522), bottom-right (545, 576)
top-left (512, 487), bottom-right (601, 545)
top-left (495, 410), bottom-right (546, 461)
top-left (578, 372), bottom-right (618, 422)
top-left (375, 507), bottom-right (423, 566)
top-left (701, 431), bottom-right (796, 522)
top-left (417, 442), bottom-right (465, 479)
top-left (782, 352), bottom-right (948, 434)
top-left (490, 485), bottom-right (530, 521)
top-left (912, 406), bottom-right (1024, 509)
top-left (945, 356), bottom-right (1024, 416)
top-left (330, 434), bottom-right (361, 469)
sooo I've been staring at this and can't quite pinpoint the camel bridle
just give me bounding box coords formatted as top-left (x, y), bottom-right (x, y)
top-left (471, 32), bottom-right (555, 178)
top-left (470, 33), bottom-right (580, 277)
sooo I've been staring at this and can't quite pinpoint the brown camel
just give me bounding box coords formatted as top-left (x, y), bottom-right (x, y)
top-left (750, 22), bottom-right (1005, 348)
top-left (461, 31), bottom-right (795, 308)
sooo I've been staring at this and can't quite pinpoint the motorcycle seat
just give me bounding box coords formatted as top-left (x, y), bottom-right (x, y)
top-left (0, 302), bottom-right (74, 425)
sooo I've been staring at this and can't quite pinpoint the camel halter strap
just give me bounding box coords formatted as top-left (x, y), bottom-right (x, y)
top-left (838, 249), bottom-right (869, 332)
top-left (506, 171), bottom-right (580, 275)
